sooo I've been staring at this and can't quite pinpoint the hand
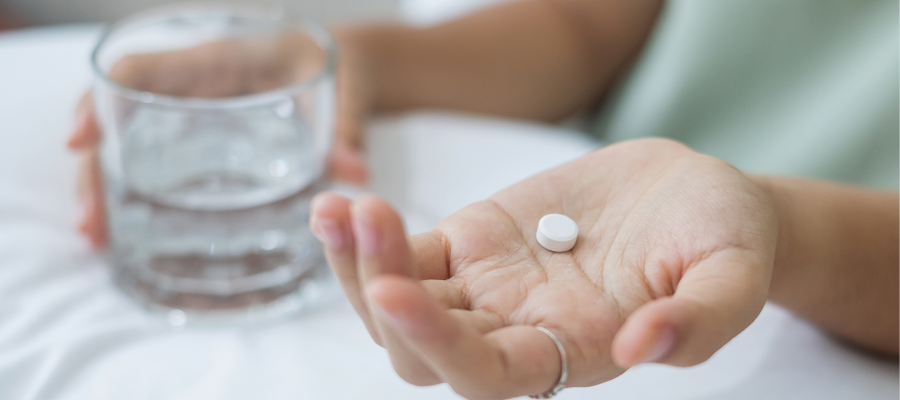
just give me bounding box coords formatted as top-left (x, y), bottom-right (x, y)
top-left (310, 138), bottom-right (778, 399)
top-left (67, 30), bottom-right (372, 247)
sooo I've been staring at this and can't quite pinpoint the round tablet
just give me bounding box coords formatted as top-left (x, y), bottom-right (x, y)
top-left (536, 214), bottom-right (578, 252)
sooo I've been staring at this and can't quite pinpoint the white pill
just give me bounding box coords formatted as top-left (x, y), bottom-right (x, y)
top-left (536, 214), bottom-right (578, 252)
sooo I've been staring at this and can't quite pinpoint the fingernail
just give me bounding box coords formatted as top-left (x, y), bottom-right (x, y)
top-left (351, 209), bottom-right (381, 255)
top-left (641, 326), bottom-right (676, 364)
top-left (312, 219), bottom-right (345, 250)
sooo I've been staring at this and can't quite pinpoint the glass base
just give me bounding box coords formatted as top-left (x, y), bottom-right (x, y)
top-left (113, 251), bottom-right (337, 327)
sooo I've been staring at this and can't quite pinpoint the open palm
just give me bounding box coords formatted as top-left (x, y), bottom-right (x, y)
top-left (310, 138), bottom-right (777, 399)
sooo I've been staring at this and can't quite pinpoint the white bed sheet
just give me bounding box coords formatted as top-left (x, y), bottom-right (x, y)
top-left (0, 25), bottom-right (896, 400)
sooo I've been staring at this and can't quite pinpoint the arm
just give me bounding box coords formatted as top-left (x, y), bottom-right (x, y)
top-left (754, 176), bottom-right (899, 357)
top-left (335, 0), bottom-right (663, 121)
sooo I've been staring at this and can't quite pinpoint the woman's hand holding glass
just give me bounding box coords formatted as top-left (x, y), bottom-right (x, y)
top-left (310, 138), bottom-right (778, 399)
top-left (68, 30), bottom-right (372, 247)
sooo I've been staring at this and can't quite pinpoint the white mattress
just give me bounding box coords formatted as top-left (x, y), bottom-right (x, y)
top-left (0, 25), bottom-right (896, 400)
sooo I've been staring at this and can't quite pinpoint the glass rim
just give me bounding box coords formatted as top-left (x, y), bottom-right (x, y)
top-left (90, 2), bottom-right (337, 110)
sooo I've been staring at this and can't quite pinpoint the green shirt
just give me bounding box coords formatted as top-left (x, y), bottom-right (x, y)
top-left (592, 0), bottom-right (899, 188)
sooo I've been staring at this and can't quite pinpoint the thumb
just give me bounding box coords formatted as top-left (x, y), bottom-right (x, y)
top-left (611, 249), bottom-right (771, 368)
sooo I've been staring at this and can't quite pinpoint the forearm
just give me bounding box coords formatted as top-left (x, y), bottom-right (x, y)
top-left (334, 0), bottom-right (662, 121)
top-left (753, 176), bottom-right (899, 356)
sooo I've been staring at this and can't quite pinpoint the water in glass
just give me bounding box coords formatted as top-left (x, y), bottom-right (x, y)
top-left (106, 102), bottom-right (328, 317)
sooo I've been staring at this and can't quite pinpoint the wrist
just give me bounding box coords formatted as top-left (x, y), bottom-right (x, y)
top-left (746, 176), bottom-right (899, 355)
top-left (747, 175), bottom-right (800, 306)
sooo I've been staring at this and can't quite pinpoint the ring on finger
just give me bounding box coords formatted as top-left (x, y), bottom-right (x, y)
top-left (529, 326), bottom-right (568, 399)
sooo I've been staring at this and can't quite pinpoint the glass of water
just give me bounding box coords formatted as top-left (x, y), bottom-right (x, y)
top-left (91, 3), bottom-right (336, 325)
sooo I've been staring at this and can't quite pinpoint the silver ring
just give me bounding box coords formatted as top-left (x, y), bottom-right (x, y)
top-left (528, 326), bottom-right (568, 399)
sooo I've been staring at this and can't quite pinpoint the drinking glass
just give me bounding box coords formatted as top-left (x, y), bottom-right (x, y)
top-left (91, 3), bottom-right (337, 326)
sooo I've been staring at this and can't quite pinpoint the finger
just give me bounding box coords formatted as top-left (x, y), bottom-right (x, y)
top-left (334, 86), bottom-right (366, 150)
top-left (328, 143), bottom-right (369, 185)
top-left (611, 248), bottom-right (771, 368)
top-left (350, 195), bottom-right (445, 385)
top-left (408, 231), bottom-right (451, 281)
top-left (67, 92), bottom-right (100, 149)
top-left (310, 193), bottom-right (452, 345)
top-left (76, 149), bottom-right (93, 199)
top-left (79, 149), bottom-right (107, 248)
top-left (350, 195), bottom-right (451, 281)
top-left (310, 192), bottom-right (383, 344)
top-left (334, 38), bottom-right (368, 152)
top-left (329, 33), bottom-right (371, 185)
top-left (421, 279), bottom-right (467, 309)
top-left (80, 192), bottom-right (107, 248)
top-left (367, 275), bottom-right (564, 400)
top-left (447, 308), bottom-right (504, 335)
